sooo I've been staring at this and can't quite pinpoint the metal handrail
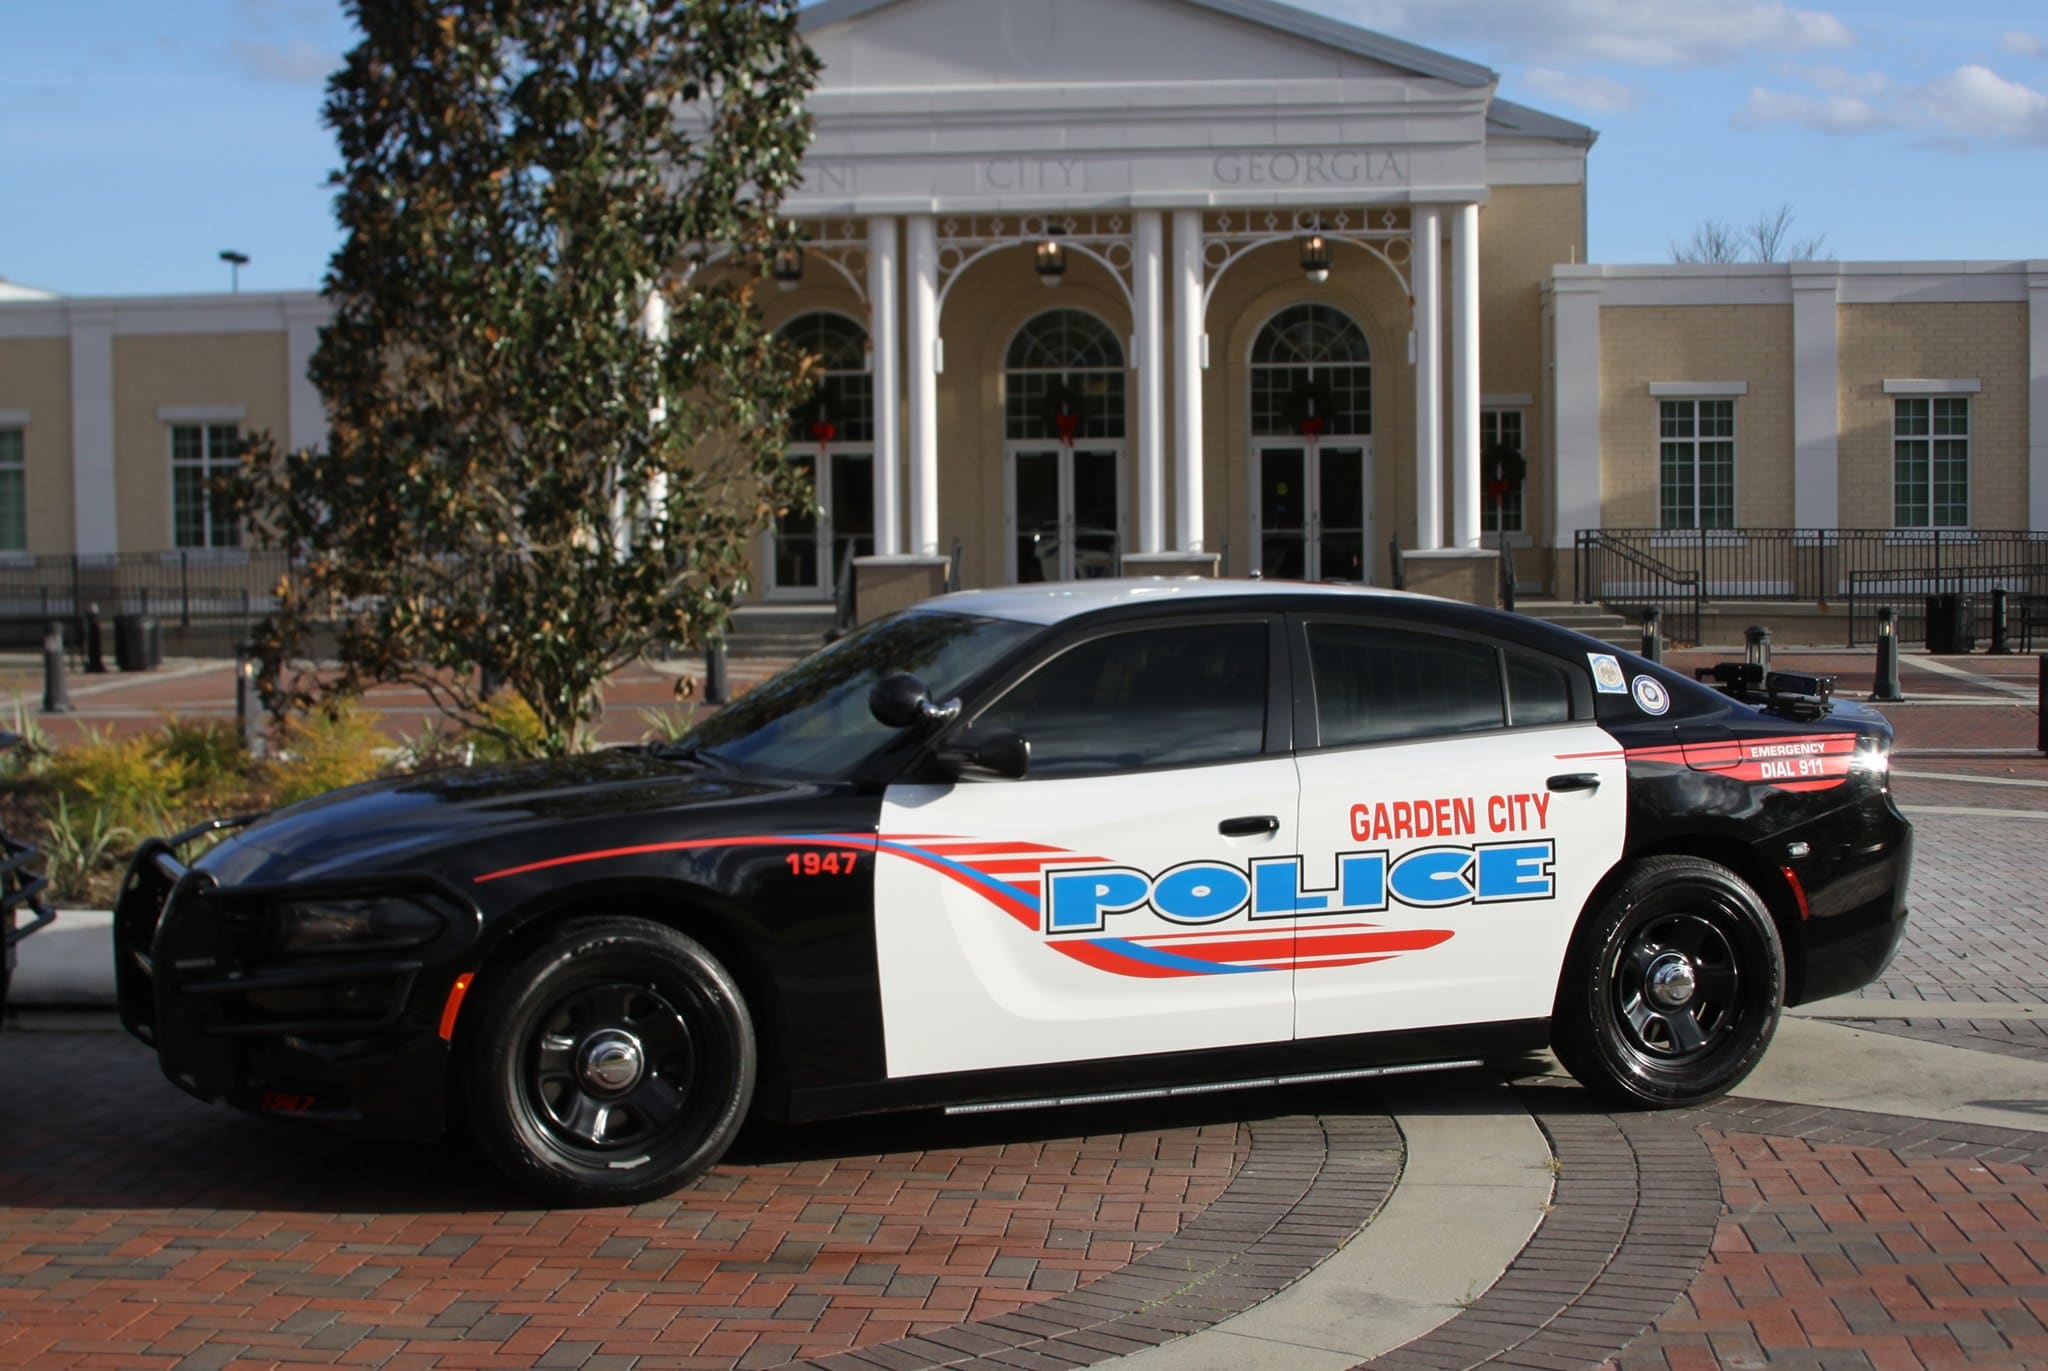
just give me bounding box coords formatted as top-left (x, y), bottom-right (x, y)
top-left (1575, 531), bottom-right (1703, 645)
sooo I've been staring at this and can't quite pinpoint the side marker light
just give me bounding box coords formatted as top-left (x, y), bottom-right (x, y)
top-left (438, 972), bottom-right (475, 1041)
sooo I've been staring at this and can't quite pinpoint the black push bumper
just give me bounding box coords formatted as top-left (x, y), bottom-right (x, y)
top-left (113, 829), bottom-right (477, 1139)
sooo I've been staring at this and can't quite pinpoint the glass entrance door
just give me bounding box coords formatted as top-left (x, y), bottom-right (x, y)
top-left (1253, 442), bottom-right (1373, 583)
top-left (1009, 447), bottom-right (1123, 583)
top-left (771, 450), bottom-right (873, 599)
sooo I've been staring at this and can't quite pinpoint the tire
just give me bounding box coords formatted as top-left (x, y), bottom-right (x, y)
top-left (462, 917), bottom-right (755, 1206)
top-left (1552, 856), bottom-right (1783, 1109)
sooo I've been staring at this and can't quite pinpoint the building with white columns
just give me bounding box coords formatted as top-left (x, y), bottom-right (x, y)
top-left (0, 0), bottom-right (2042, 622)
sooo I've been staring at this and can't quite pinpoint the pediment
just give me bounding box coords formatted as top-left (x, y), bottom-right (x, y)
top-left (803, 0), bottom-right (1487, 91)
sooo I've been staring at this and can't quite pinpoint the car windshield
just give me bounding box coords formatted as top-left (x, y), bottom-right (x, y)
top-left (672, 610), bottom-right (1036, 779)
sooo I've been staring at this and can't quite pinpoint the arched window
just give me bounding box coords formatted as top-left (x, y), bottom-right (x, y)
top-left (1250, 304), bottom-right (1370, 437)
top-left (1004, 309), bottom-right (1126, 442)
top-left (780, 311), bottom-right (872, 442)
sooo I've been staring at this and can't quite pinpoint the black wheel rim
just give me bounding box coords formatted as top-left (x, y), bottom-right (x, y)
top-left (524, 980), bottom-right (698, 1155)
top-left (1612, 910), bottom-right (1744, 1066)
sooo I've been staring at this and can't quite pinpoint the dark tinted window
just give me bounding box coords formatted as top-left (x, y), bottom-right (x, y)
top-left (975, 622), bottom-right (1268, 777)
top-left (1506, 652), bottom-right (1575, 726)
top-left (1307, 622), bottom-right (1503, 747)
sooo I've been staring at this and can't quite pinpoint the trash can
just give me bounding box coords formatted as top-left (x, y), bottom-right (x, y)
top-left (1925, 593), bottom-right (1975, 655)
top-left (113, 613), bottom-right (162, 672)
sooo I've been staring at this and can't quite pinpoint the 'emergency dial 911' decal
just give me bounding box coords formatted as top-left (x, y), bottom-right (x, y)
top-left (1624, 731), bottom-right (1861, 791)
top-left (875, 833), bottom-right (1488, 979)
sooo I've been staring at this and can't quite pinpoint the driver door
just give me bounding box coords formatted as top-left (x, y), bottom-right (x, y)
top-left (872, 616), bottom-right (1298, 1079)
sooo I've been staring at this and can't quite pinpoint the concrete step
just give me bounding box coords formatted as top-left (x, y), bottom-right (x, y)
top-left (726, 605), bottom-right (838, 657)
top-left (1513, 600), bottom-right (1643, 651)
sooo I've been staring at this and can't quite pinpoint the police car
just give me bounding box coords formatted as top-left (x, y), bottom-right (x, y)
top-left (114, 581), bottom-right (1912, 1204)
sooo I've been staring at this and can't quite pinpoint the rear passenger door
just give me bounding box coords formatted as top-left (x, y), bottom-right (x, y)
top-left (1286, 616), bottom-right (1626, 1042)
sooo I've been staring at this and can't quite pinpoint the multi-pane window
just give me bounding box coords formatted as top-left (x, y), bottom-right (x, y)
top-left (1005, 310), bottom-right (1126, 442)
top-left (171, 424), bottom-right (242, 549)
top-left (1480, 408), bottom-right (1524, 534)
top-left (1250, 304), bottom-right (1370, 437)
top-left (1657, 399), bottom-right (1734, 531)
top-left (1893, 396), bottom-right (1968, 528)
top-left (781, 311), bottom-right (874, 444)
top-left (0, 429), bottom-right (24, 552)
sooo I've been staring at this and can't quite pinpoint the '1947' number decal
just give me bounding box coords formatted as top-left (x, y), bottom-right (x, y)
top-left (787, 851), bottom-right (858, 877)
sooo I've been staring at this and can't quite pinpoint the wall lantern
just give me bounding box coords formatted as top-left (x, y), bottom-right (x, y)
top-left (1035, 225), bottom-right (1068, 286)
top-left (771, 243), bottom-right (805, 292)
top-left (1299, 229), bottom-right (1331, 284)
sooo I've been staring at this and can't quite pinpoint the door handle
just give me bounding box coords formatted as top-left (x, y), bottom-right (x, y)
top-left (1547, 773), bottom-right (1601, 793)
top-left (1219, 815), bottom-right (1280, 836)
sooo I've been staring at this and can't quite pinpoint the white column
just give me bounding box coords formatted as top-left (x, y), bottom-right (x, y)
top-left (1449, 203), bottom-right (1481, 549)
top-left (1172, 209), bottom-right (1206, 551)
top-left (68, 304), bottom-right (117, 555)
top-left (905, 214), bottom-right (940, 557)
top-left (284, 296), bottom-right (331, 453)
top-left (1549, 271), bottom-right (1604, 557)
top-left (1134, 212), bottom-right (1165, 555)
top-left (1411, 205), bottom-right (1443, 552)
top-left (2029, 261), bottom-right (2048, 533)
top-left (1791, 264), bottom-right (1842, 530)
top-left (867, 217), bottom-right (903, 555)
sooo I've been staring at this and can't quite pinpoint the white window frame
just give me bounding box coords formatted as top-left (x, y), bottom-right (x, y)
top-left (1890, 392), bottom-right (1971, 530)
top-left (1655, 396), bottom-right (1737, 533)
top-left (169, 422), bottom-right (243, 550)
top-left (1479, 407), bottom-right (1526, 538)
top-left (0, 422), bottom-right (25, 554)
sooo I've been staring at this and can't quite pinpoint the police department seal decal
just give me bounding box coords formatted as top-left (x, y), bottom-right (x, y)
top-left (1632, 675), bottom-right (1671, 715)
top-left (1587, 652), bottom-right (1627, 694)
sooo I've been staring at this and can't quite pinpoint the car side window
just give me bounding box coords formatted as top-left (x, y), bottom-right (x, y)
top-left (973, 621), bottom-right (1269, 778)
top-left (1306, 621), bottom-right (1504, 747)
top-left (1506, 651), bottom-right (1576, 726)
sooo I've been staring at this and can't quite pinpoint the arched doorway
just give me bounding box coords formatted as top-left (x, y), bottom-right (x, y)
top-left (1004, 309), bottom-right (1126, 583)
top-left (771, 311), bottom-right (874, 600)
top-left (1248, 304), bottom-right (1373, 582)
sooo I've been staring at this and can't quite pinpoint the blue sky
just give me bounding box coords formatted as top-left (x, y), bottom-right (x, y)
top-left (3, 0), bottom-right (2042, 296)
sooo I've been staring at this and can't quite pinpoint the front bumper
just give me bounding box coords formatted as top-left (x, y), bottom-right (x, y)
top-left (113, 831), bottom-right (479, 1138)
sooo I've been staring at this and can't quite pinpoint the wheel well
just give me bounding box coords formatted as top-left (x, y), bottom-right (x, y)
top-left (1606, 835), bottom-right (1808, 1005)
top-left (449, 884), bottom-right (784, 1108)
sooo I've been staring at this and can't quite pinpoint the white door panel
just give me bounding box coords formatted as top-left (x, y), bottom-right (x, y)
top-left (874, 759), bottom-right (1299, 1079)
top-left (1291, 723), bottom-right (1626, 1040)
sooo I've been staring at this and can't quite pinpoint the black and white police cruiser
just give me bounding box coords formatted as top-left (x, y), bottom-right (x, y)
top-left (115, 580), bottom-right (1912, 1204)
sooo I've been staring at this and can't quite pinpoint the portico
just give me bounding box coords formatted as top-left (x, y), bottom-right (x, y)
top-left (756, 0), bottom-right (1593, 607)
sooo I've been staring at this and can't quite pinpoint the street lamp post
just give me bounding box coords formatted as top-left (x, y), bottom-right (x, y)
top-left (219, 250), bottom-right (249, 293)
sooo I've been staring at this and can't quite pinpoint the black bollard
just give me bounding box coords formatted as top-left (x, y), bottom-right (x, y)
top-left (235, 641), bottom-right (266, 758)
top-left (41, 623), bottom-right (72, 714)
top-left (1991, 588), bottom-right (2012, 655)
top-left (704, 637), bottom-right (730, 706)
top-left (1744, 624), bottom-right (1771, 675)
top-left (1640, 606), bottom-right (1663, 664)
top-left (84, 603), bottom-right (106, 673)
top-left (1871, 606), bottom-right (1904, 703)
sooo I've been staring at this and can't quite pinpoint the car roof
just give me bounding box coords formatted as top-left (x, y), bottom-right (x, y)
top-left (919, 577), bottom-right (1426, 625)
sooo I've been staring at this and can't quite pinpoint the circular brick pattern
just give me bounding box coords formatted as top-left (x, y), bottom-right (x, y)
top-left (0, 1033), bottom-right (1410, 1369)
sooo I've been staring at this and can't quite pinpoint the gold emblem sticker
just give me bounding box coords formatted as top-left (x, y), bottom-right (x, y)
top-left (1587, 652), bottom-right (1627, 694)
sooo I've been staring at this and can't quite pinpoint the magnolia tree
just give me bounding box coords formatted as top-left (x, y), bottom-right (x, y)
top-left (236, 0), bottom-right (820, 755)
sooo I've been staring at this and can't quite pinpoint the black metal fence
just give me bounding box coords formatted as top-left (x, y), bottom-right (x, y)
top-left (1576, 528), bottom-right (2048, 646)
top-left (0, 551), bottom-right (297, 649)
top-left (1847, 563), bottom-right (2048, 648)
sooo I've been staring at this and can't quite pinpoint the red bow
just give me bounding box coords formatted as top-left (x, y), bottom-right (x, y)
top-left (1298, 417), bottom-right (1325, 441)
top-left (1054, 412), bottom-right (1079, 448)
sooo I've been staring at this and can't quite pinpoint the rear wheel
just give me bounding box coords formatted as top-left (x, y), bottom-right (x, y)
top-left (1552, 856), bottom-right (1783, 1108)
top-left (463, 918), bottom-right (755, 1206)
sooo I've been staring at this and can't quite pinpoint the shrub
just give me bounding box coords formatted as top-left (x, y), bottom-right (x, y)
top-left (153, 717), bottom-right (249, 802)
top-left (465, 692), bottom-right (550, 762)
top-left (46, 727), bottom-right (190, 832)
top-left (267, 702), bottom-right (388, 806)
top-left (40, 796), bottom-right (136, 904)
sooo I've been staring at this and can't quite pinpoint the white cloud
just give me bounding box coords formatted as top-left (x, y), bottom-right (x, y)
top-left (1316, 0), bottom-right (1852, 68)
top-left (1519, 67), bottom-right (1641, 114)
top-left (1999, 31), bottom-right (2046, 58)
top-left (1742, 62), bottom-right (2048, 146)
top-left (230, 38), bottom-right (333, 85)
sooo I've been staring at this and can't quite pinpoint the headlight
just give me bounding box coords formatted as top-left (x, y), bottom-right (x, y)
top-left (273, 896), bottom-right (450, 955)
top-left (1849, 733), bottom-right (1890, 776)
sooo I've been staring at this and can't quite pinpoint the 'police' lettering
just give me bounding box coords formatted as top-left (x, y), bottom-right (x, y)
top-left (1043, 842), bottom-right (1557, 934)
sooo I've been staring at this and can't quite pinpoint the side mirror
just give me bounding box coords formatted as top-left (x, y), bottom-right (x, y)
top-left (938, 727), bottom-right (1030, 781)
top-left (869, 673), bottom-right (961, 730)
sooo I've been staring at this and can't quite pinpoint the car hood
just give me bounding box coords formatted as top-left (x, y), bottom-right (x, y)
top-left (195, 749), bottom-right (806, 886)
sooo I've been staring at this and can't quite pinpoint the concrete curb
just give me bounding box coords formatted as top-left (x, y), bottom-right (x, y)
top-left (9, 910), bottom-right (115, 1007)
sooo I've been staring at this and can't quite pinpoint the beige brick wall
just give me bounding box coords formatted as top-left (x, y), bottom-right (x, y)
top-left (0, 338), bottom-right (75, 555)
top-left (1836, 301), bottom-right (2028, 529)
top-left (113, 333), bottom-right (290, 553)
top-left (1597, 305), bottom-right (1794, 527)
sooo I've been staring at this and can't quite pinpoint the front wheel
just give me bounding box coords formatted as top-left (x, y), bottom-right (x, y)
top-left (462, 918), bottom-right (755, 1206)
top-left (1552, 856), bottom-right (1783, 1109)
